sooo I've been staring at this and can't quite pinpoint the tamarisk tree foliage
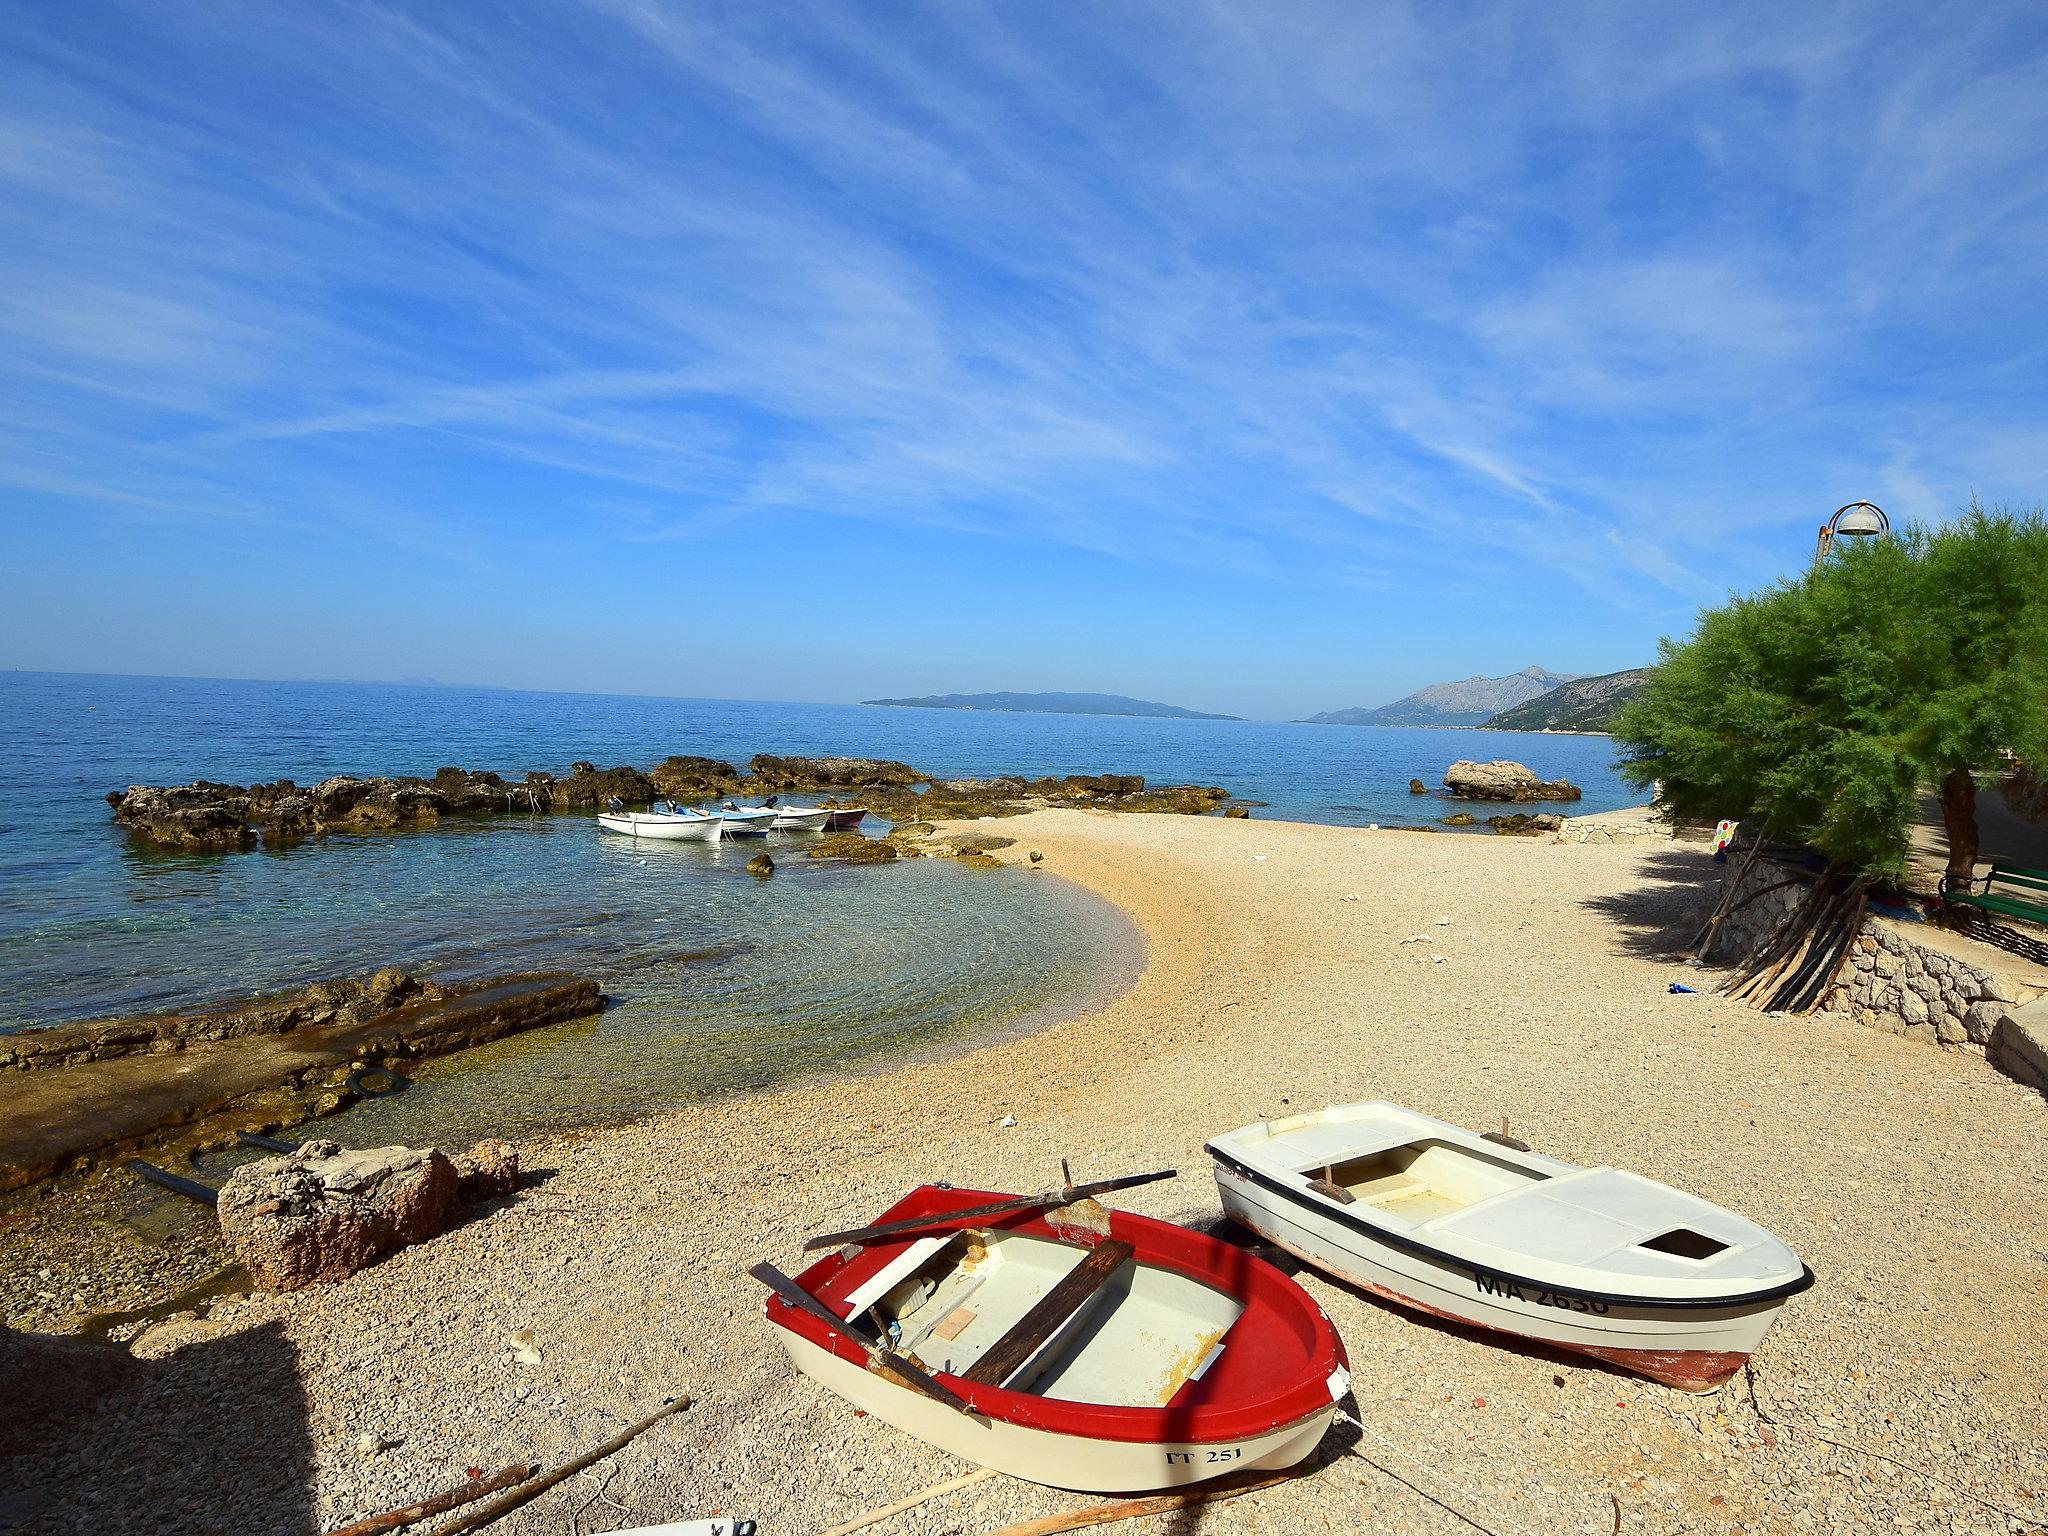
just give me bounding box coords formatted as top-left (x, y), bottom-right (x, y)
top-left (1615, 502), bottom-right (2048, 887)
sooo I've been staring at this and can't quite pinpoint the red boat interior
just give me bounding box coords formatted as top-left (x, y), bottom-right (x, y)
top-left (767, 1185), bottom-right (1347, 1444)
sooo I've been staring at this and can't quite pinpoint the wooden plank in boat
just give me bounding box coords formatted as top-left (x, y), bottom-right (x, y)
top-left (960, 1239), bottom-right (1135, 1387)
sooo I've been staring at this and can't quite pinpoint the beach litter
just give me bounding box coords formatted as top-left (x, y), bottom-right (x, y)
top-left (1669, 983), bottom-right (1699, 994)
top-left (509, 1327), bottom-right (544, 1365)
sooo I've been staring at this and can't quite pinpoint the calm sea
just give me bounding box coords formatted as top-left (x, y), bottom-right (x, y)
top-left (0, 671), bottom-right (1633, 1150)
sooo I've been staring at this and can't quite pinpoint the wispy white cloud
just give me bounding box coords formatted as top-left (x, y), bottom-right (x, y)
top-left (3, 0), bottom-right (2046, 696)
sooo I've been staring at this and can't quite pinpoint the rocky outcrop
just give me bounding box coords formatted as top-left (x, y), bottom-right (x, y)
top-left (1488, 813), bottom-right (1565, 835)
top-left (216, 1140), bottom-right (460, 1290)
top-left (806, 832), bottom-right (899, 864)
top-left (889, 826), bottom-right (1017, 865)
top-left (651, 755), bottom-right (742, 801)
top-left (0, 972), bottom-right (601, 1192)
top-left (1409, 778), bottom-right (1428, 794)
top-left (1442, 759), bottom-right (1582, 803)
top-left (875, 774), bottom-right (1229, 822)
top-left (555, 762), bottom-right (658, 808)
top-left (110, 768), bottom-right (564, 847)
top-left (747, 853), bottom-right (774, 877)
top-left (746, 755), bottom-right (924, 790)
top-left (1, 968), bottom-right (435, 1072)
top-left (102, 782), bottom-right (258, 849)
top-left (110, 757), bottom-right (1237, 848)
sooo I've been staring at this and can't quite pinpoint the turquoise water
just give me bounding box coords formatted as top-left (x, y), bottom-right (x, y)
top-left (0, 670), bottom-right (1633, 1147)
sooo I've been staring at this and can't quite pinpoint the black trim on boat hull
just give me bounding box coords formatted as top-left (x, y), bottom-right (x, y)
top-left (1207, 1145), bottom-right (1817, 1312)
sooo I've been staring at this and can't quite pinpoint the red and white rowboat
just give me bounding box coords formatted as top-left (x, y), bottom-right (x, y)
top-left (757, 1184), bottom-right (1349, 1491)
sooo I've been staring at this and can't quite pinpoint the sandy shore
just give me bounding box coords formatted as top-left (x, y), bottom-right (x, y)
top-left (12, 811), bottom-right (2047, 1535)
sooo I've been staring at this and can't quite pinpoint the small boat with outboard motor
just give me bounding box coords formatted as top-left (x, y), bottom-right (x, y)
top-left (821, 806), bottom-right (870, 831)
top-left (752, 796), bottom-right (831, 832)
top-left (597, 800), bottom-right (724, 842)
top-left (716, 803), bottom-right (777, 837)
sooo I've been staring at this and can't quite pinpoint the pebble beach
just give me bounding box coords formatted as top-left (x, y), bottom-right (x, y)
top-left (12, 809), bottom-right (2048, 1536)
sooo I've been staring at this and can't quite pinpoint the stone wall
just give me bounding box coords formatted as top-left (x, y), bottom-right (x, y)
top-left (1710, 855), bottom-right (2044, 1070)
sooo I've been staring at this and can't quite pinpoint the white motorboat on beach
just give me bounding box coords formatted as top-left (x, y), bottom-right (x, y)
top-left (1207, 1102), bottom-right (1812, 1392)
top-left (597, 806), bottom-right (723, 842)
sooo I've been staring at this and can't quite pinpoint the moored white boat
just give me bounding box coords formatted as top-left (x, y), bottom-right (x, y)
top-left (597, 808), bottom-right (723, 842)
top-left (767, 805), bottom-right (831, 832)
top-left (757, 1183), bottom-right (1349, 1491)
top-left (715, 805), bottom-right (776, 837)
top-left (1208, 1103), bottom-right (1812, 1392)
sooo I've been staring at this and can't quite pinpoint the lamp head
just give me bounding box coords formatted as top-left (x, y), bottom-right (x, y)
top-left (1828, 501), bottom-right (1890, 539)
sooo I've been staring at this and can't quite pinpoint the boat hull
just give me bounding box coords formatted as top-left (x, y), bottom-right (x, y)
top-left (597, 812), bottom-right (721, 842)
top-left (763, 1186), bottom-right (1349, 1492)
top-left (772, 1328), bottom-right (1335, 1492)
top-left (1213, 1158), bottom-right (1780, 1392)
top-left (822, 808), bottom-right (869, 831)
top-left (769, 808), bottom-right (832, 832)
top-left (718, 814), bottom-right (773, 838)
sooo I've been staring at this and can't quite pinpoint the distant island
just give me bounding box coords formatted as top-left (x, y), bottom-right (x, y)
top-left (1483, 667), bottom-right (1652, 733)
top-left (1301, 666), bottom-right (1578, 728)
top-left (862, 690), bottom-right (1240, 721)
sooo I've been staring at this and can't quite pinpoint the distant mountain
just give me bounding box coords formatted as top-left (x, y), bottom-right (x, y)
top-left (1484, 667), bottom-right (1652, 733)
top-left (1301, 666), bottom-right (1579, 728)
top-left (862, 691), bottom-right (1240, 721)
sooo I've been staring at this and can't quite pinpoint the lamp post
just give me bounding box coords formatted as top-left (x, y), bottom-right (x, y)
top-left (1814, 501), bottom-right (1890, 565)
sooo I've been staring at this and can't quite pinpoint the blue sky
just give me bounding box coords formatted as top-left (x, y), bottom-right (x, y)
top-left (3, 2), bottom-right (2045, 720)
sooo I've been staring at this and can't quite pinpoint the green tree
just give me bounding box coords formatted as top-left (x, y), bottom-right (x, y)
top-left (1615, 502), bottom-right (2048, 888)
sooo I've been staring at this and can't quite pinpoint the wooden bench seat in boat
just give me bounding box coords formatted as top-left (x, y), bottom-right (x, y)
top-left (961, 1239), bottom-right (1136, 1386)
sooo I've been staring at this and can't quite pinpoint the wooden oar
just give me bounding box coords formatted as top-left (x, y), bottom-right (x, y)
top-left (801, 1169), bottom-right (1177, 1252)
top-left (748, 1262), bottom-right (971, 1414)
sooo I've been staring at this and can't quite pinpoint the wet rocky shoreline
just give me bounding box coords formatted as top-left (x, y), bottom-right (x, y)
top-left (107, 753), bottom-right (1234, 848)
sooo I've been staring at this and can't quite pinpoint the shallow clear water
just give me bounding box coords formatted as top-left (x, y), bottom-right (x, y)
top-left (0, 670), bottom-right (1633, 1149)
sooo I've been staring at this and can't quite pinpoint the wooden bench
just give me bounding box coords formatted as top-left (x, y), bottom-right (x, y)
top-left (960, 1238), bottom-right (1135, 1387)
top-left (1943, 862), bottom-right (2048, 929)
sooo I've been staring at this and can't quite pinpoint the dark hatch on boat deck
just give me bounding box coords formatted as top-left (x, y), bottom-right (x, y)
top-left (1638, 1228), bottom-right (1730, 1261)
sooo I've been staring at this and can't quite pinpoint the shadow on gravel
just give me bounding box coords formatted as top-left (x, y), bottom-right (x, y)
top-left (5, 1318), bottom-right (314, 1536)
top-left (1578, 846), bottom-right (1722, 961)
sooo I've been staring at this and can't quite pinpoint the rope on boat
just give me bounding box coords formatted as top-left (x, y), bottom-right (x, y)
top-left (1334, 1410), bottom-right (1534, 1536)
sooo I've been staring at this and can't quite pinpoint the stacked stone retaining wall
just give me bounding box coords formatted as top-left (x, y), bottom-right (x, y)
top-left (1711, 855), bottom-right (2047, 1091)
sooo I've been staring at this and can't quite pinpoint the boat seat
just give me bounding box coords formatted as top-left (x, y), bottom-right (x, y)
top-left (960, 1239), bottom-right (1136, 1388)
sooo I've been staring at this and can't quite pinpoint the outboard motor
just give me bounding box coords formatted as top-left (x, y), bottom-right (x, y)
top-left (606, 795), bottom-right (625, 813)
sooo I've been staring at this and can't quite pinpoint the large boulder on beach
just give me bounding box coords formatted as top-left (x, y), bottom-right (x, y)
top-left (1442, 759), bottom-right (1582, 803)
top-left (216, 1139), bottom-right (460, 1290)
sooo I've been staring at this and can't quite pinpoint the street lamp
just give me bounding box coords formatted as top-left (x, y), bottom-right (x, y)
top-left (1814, 501), bottom-right (1890, 564)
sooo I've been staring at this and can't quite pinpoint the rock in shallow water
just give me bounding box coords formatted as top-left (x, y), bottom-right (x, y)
top-left (1442, 759), bottom-right (1582, 802)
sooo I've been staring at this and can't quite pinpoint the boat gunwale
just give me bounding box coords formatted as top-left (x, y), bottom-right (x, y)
top-left (766, 1184), bottom-right (1348, 1445)
top-left (1208, 1144), bottom-right (1816, 1311)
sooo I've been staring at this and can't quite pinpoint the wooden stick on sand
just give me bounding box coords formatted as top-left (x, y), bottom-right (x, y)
top-left (981, 1469), bottom-right (1301, 1536)
top-left (416, 1395), bottom-right (692, 1536)
top-left (325, 1463), bottom-right (537, 1536)
top-left (812, 1466), bottom-right (999, 1536)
